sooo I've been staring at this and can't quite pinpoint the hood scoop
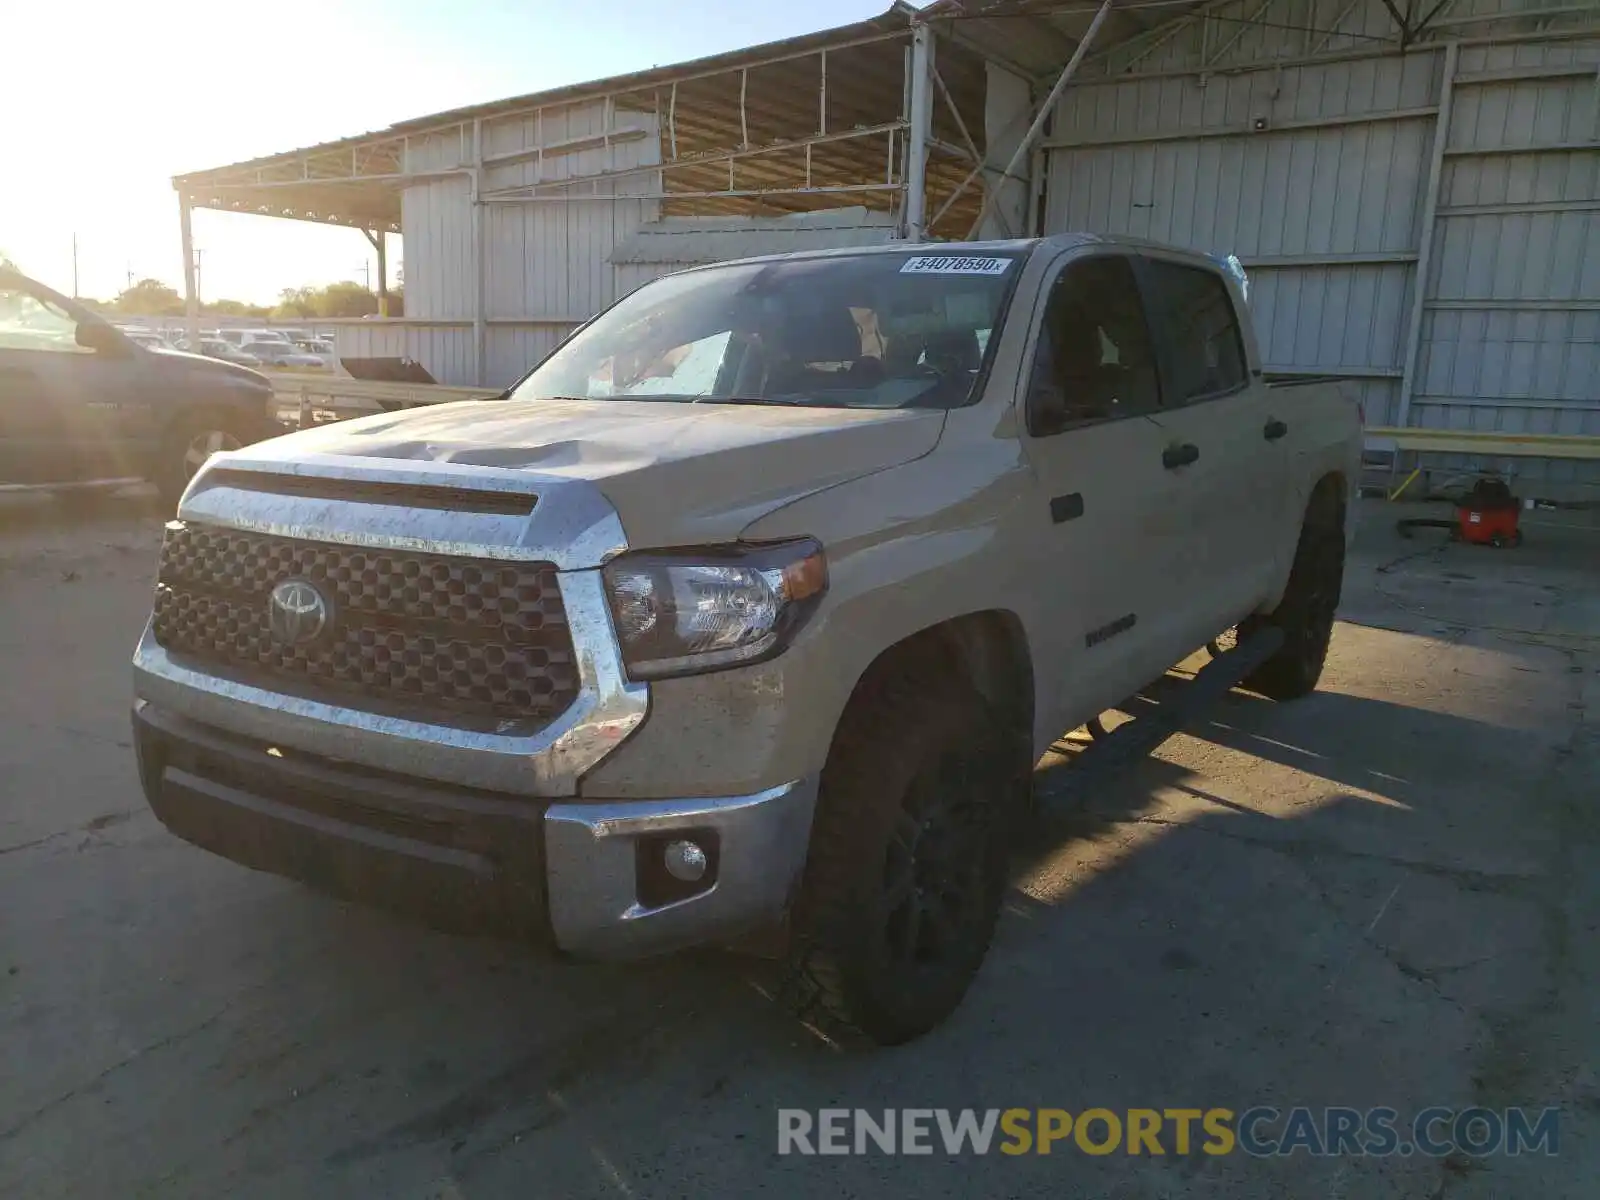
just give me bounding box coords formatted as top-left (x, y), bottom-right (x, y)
top-left (202, 467), bottom-right (538, 515)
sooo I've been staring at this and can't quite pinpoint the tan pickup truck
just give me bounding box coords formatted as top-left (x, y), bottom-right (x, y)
top-left (132, 234), bottom-right (1362, 1043)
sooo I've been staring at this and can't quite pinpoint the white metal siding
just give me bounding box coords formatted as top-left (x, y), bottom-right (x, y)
top-left (392, 99), bottom-right (661, 386)
top-left (1046, 44), bottom-right (1443, 425)
top-left (1046, 1), bottom-right (1598, 489)
top-left (400, 175), bottom-right (474, 322)
top-left (1416, 37), bottom-right (1599, 457)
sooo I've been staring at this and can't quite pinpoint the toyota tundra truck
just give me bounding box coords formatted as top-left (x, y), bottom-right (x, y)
top-left (131, 234), bottom-right (1361, 1044)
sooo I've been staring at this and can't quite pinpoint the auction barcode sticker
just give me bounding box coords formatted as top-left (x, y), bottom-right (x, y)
top-left (900, 256), bottom-right (1013, 276)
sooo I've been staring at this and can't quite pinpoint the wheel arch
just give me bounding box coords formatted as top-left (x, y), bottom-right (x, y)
top-left (1307, 469), bottom-right (1349, 525)
top-left (1262, 469), bottom-right (1350, 612)
top-left (830, 609), bottom-right (1036, 771)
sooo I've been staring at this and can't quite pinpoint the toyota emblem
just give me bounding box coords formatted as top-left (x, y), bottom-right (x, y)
top-left (267, 579), bottom-right (329, 645)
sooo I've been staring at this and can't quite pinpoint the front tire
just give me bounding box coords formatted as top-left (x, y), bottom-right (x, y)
top-left (784, 660), bottom-right (1016, 1045)
top-left (156, 414), bottom-right (243, 506)
top-left (1241, 485), bottom-right (1346, 700)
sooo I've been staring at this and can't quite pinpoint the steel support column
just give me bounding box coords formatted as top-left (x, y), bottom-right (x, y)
top-left (1396, 41), bottom-right (1458, 432)
top-left (966, 0), bottom-right (1114, 239)
top-left (375, 232), bottom-right (389, 317)
top-left (471, 119), bottom-right (487, 387)
top-left (362, 228), bottom-right (390, 317)
top-left (178, 193), bottom-right (199, 348)
top-left (904, 22), bottom-right (935, 241)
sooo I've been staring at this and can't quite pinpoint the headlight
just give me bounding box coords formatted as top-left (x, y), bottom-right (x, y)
top-left (602, 539), bottom-right (827, 680)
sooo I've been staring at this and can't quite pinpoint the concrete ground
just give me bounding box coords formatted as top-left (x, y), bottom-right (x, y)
top-left (0, 492), bottom-right (1595, 1199)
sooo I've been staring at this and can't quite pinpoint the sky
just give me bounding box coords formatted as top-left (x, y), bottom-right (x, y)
top-left (3, 0), bottom-right (889, 305)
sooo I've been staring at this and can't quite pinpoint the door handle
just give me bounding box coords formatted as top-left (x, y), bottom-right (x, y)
top-left (1264, 418), bottom-right (1289, 441)
top-left (1162, 443), bottom-right (1200, 469)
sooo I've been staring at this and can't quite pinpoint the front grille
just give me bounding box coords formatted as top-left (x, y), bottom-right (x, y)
top-left (151, 521), bottom-right (580, 725)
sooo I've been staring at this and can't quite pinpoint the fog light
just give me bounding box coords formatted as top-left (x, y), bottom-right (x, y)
top-left (663, 839), bottom-right (708, 882)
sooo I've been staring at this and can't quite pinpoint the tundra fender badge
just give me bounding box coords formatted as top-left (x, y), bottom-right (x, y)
top-left (1085, 612), bottom-right (1137, 648)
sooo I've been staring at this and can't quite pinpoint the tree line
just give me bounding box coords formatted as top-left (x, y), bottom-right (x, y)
top-left (85, 278), bottom-right (405, 319)
top-left (0, 257), bottom-right (404, 320)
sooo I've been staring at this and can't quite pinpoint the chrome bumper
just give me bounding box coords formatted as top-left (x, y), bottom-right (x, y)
top-left (132, 456), bottom-right (819, 956)
top-left (546, 778), bottom-right (819, 958)
top-left (134, 702), bottom-right (817, 958)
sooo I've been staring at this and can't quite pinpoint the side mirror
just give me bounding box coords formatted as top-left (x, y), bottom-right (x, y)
top-left (76, 321), bottom-right (129, 356)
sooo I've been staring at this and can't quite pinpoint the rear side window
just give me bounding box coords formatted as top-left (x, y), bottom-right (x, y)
top-left (1141, 260), bottom-right (1247, 404)
top-left (1026, 254), bottom-right (1161, 435)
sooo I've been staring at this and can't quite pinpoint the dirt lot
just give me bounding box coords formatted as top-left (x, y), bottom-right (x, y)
top-left (1, 491), bottom-right (1596, 1199)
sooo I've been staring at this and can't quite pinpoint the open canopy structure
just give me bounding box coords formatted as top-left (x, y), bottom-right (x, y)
top-left (170, 3), bottom-right (1207, 237)
top-left (172, 1), bottom-right (1600, 494)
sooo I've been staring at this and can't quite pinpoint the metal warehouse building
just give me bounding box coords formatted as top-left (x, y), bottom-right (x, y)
top-left (175, 0), bottom-right (1599, 495)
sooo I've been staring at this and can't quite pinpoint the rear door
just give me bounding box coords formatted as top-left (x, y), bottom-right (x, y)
top-left (1133, 254), bottom-right (1284, 655)
top-left (1018, 250), bottom-right (1181, 731)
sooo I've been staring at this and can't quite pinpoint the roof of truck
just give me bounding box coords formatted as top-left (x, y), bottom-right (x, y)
top-left (677, 232), bottom-right (1222, 273)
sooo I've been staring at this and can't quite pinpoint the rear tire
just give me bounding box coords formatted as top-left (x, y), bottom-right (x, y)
top-left (783, 659), bottom-right (1017, 1045)
top-left (1241, 486), bottom-right (1346, 701)
top-left (156, 413), bottom-right (243, 507)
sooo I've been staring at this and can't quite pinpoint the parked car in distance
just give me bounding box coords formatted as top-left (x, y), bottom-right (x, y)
top-left (131, 234), bottom-right (1362, 1044)
top-left (290, 336), bottom-right (337, 368)
top-left (254, 346), bottom-right (328, 369)
top-left (124, 330), bottom-right (174, 351)
top-left (0, 266), bottom-right (280, 503)
top-left (181, 338), bottom-right (265, 368)
top-left (216, 328), bottom-right (325, 369)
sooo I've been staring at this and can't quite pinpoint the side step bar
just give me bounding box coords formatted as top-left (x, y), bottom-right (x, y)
top-left (1039, 625), bottom-right (1285, 811)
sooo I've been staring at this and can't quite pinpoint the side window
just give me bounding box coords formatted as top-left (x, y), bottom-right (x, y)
top-left (1141, 260), bottom-right (1248, 404)
top-left (1026, 255), bottom-right (1160, 436)
top-left (0, 288), bottom-right (91, 355)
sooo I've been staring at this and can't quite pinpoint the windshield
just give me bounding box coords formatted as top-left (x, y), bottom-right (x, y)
top-left (509, 249), bottom-right (1028, 410)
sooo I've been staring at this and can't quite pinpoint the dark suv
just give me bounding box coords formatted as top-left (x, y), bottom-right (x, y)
top-left (0, 267), bottom-right (279, 504)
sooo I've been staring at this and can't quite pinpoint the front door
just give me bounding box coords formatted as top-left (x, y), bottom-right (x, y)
top-left (0, 282), bottom-right (98, 483)
top-left (1018, 250), bottom-right (1179, 734)
top-left (0, 281), bottom-right (151, 484)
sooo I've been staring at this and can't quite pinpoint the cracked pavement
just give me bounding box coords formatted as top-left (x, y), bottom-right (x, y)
top-left (0, 492), bottom-right (1595, 1198)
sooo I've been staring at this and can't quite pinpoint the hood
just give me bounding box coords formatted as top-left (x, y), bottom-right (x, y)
top-left (148, 346), bottom-right (270, 387)
top-left (242, 397), bottom-right (946, 547)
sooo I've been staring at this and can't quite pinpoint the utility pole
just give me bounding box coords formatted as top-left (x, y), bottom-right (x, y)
top-left (356, 259), bottom-right (371, 290)
top-left (193, 248), bottom-right (204, 306)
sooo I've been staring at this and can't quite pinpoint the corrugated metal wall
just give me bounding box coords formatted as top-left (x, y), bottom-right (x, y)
top-left (1045, 0), bottom-right (1598, 491)
top-left (395, 99), bottom-right (663, 387)
top-left (1418, 36), bottom-right (1599, 487)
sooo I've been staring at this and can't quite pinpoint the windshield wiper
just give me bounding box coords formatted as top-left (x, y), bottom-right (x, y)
top-left (691, 395), bottom-right (800, 406)
top-left (693, 395), bottom-right (856, 408)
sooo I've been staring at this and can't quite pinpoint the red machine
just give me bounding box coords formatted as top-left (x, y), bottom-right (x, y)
top-left (1453, 477), bottom-right (1522, 547)
top-left (1395, 476), bottom-right (1524, 548)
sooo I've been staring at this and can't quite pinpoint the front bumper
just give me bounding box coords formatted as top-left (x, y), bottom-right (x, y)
top-left (133, 703), bottom-right (817, 958)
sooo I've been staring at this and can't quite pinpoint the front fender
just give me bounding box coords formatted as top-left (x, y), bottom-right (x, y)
top-left (577, 440), bottom-right (1032, 800)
